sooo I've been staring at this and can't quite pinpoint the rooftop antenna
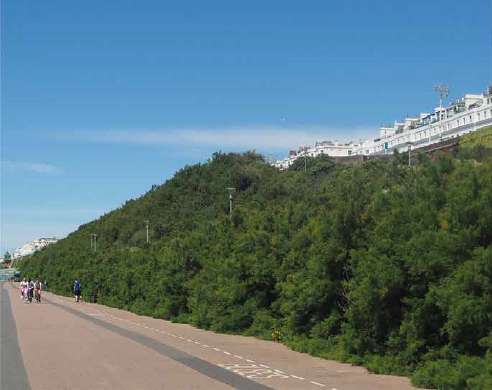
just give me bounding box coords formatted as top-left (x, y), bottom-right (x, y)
top-left (434, 84), bottom-right (449, 109)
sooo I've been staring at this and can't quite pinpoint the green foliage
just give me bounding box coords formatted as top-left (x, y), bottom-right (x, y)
top-left (457, 126), bottom-right (492, 161)
top-left (20, 148), bottom-right (492, 389)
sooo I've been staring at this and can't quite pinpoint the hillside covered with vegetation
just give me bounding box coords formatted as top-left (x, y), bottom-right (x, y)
top-left (21, 130), bottom-right (492, 389)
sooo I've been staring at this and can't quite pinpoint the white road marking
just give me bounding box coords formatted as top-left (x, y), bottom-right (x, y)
top-left (219, 364), bottom-right (290, 380)
top-left (47, 293), bottom-right (337, 388)
top-left (291, 375), bottom-right (305, 380)
top-left (273, 369), bottom-right (286, 374)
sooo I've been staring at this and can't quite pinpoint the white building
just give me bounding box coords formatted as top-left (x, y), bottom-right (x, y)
top-left (12, 237), bottom-right (58, 259)
top-left (275, 85), bottom-right (492, 169)
top-left (275, 141), bottom-right (360, 169)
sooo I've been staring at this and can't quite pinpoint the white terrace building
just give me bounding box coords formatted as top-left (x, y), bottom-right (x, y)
top-left (12, 237), bottom-right (58, 260)
top-left (275, 85), bottom-right (492, 169)
top-left (275, 141), bottom-right (357, 170)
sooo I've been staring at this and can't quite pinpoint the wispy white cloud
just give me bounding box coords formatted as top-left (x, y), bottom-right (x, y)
top-left (2, 161), bottom-right (62, 174)
top-left (55, 125), bottom-right (375, 151)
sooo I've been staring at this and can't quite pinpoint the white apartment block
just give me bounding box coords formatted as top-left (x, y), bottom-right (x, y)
top-left (275, 85), bottom-right (492, 169)
top-left (12, 237), bottom-right (58, 260)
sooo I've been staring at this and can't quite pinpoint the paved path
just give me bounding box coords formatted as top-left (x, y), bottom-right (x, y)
top-left (1, 282), bottom-right (419, 389)
top-left (0, 283), bottom-right (30, 390)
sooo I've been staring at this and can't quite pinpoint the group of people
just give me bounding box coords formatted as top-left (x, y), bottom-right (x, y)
top-left (19, 278), bottom-right (43, 303)
top-left (18, 278), bottom-right (82, 304)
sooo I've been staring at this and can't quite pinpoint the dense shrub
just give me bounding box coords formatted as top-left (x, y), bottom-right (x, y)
top-left (20, 131), bottom-right (492, 389)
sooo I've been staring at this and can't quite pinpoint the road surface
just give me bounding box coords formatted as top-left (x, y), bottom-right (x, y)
top-left (0, 282), bottom-right (419, 389)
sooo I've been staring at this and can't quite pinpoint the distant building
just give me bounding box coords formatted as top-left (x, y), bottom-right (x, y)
top-left (12, 237), bottom-right (58, 260)
top-left (275, 85), bottom-right (492, 169)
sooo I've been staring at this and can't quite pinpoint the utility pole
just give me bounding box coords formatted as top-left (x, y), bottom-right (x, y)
top-left (144, 220), bottom-right (150, 244)
top-left (226, 188), bottom-right (236, 220)
top-left (406, 142), bottom-right (413, 167)
top-left (91, 233), bottom-right (97, 253)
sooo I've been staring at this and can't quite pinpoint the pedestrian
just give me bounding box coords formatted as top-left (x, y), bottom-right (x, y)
top-left (34, 279), bottom-right (42, 303)
top-left (73, 280), bottom-right (82, 303)
top-left (20, 278), bottom-right (27, 301)
top-left (27, 279), bottom-right (34, 303)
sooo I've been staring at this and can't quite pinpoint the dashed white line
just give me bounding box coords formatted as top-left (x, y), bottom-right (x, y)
top-left (48, 295), bottom-right (336, 389)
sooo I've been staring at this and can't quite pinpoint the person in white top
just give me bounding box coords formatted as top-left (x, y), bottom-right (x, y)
top-left (20, 279), bottom-right (27, 301)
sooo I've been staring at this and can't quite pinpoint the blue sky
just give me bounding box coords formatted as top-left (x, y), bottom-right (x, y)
top-left (1, 0), bottom-right (492, 253)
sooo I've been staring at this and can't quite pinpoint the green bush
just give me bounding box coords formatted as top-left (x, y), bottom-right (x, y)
top-left (20, 145), bottom-right (492, 389)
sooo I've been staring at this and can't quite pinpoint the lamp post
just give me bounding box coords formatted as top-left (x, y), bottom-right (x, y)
top-left (406, 142), bottom-right (414, 167)
top-left (144, 220), bottom-right (150, 244)
top-left (226, 187), bottom-right (236, 220)
top-left (434, 84), bottom-right (449, 110)
top-left (91, 233), bottom-right (97, 252)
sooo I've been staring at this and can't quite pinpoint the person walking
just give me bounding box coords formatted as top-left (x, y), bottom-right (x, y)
top-left (73, 280), bottom-right (82, 303)
top-left (34, 279), bottom-right (42, 303)
top-left (27, 279), bottom-right (34, 303)
top-left (20, 279), bottom-right (27, 301)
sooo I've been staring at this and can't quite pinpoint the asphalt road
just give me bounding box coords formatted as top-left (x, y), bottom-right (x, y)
top-left (1, 282), bottom-right (419, 390)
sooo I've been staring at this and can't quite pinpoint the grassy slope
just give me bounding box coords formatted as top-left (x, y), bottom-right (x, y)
top-left (460, 125), bottom-right (492, 148)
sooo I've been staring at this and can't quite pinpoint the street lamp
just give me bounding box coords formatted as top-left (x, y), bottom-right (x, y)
top-left (226, 187), bottom-right (236, 220)
top-left (144, 220), bottom-right (150, 244)
top-left (405, 142), bottom-right (414, 167)
top-left (91, 233), bottom-right (97, 252)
